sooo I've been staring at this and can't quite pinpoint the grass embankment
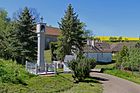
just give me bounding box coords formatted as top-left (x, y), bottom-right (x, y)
top-left (0, 74), bottom-right (73, 93)
top-left (95, 62), bottom-right (140, 84)
top-left (0, 59), bottom-right (73, 93)
top-left (44, 50), bottom-right (52, 63)
top-left (62, 78), bottom-right (102, 93)
top-left (105, 69), bottom-right (140, 84)
top-left (0, 59), bottom-right (102, 93)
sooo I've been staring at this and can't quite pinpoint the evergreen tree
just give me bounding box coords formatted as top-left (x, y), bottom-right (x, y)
top-left (14, 7), bottom-right (37, 64)
top-left (58, 4), bottom-right (86, 59)
top-left (0, 9), bottom-right (13, 60)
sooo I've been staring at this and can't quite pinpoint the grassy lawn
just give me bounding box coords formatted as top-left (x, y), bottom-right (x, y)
top-left (95, 62), bottom-right (140, 85)
top-left (0, 74), bottom-right (102, 93)
top-left (0, 74), bottom-right (73, 93)
top-left (0, 59), bottom-right (102, 93)
top-left (95, 62), bottom-right (116, 70)
top-left (26, 74), bottom-right (74, 93)
top-left (44, 49), bottom-right (52, 63)
top-left (105, 69), bottom-right (140, 84)
top-left (62, 78), bottom-right (102, 93)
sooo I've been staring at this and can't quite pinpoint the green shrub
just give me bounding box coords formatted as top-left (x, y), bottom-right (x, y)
top-left (116, 46), bottom-right (129, 69)
top-left (68, 58), bottom-right (96, 82)
top-left (0, 59), bottom-right (35, 85)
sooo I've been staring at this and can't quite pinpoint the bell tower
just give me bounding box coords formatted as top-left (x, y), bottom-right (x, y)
top-left (36, 22), bottom-right (46, 69)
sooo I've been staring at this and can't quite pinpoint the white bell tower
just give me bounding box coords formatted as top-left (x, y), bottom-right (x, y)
top-left (36, 22), bottom-right (46, 69)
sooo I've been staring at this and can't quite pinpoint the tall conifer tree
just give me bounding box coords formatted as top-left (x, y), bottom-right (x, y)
top-left (58, 4), bottom-right (86, 59)
top-left (14, 7), bottom-right (37, 64)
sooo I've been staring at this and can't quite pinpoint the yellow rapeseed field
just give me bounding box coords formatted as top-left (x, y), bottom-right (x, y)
top-left (95, 36), bottom-right (139, 41)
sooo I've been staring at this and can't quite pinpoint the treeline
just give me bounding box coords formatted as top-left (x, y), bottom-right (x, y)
top-left (0, 7), bottom-right (38, 64)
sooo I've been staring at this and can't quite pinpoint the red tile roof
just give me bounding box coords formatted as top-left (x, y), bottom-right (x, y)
top-left (46, 26), bottom-right (61, 36)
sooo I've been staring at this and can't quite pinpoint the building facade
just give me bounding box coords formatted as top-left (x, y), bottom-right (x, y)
top-left (45, 26), bottom-right (60, 49)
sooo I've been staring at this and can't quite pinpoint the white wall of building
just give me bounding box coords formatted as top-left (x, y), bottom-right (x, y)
top-left (85, 53), bottom-right (112, 62)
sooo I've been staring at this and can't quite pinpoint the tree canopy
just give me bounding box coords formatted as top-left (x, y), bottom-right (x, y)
top-left (0, 7), bottom-right (38, 64)
top-left (58, 4), bottom-right (86, 60)
top-left (13, 7), bottom-right (37, 64)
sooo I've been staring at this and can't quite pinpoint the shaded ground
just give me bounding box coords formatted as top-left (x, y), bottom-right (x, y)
top-left (90, 72), bottom-right (140, 93)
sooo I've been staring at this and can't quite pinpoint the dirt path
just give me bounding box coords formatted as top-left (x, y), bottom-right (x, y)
top-left (90, 72), bottom-right (140, 93)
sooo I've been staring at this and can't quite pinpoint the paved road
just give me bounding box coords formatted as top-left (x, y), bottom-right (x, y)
top-left (90, 72), bottom-right (140, 93)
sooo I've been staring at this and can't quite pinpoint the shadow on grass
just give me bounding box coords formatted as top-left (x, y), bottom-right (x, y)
top-left (96, 60), bottom-right (115, 65)
top-left (80, 78), bottom-right (101, 84)
top-left (78, 76), bottom-right (109, 84)
top-left (57, 73), bottom-right (109, 84)
top-left (89, 76), bottom-right (109, 82)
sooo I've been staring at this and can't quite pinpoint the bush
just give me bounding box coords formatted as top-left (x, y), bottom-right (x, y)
top-left (0, 59), bottom-right (35, 85)
top-left (68, 58), bottom-right (96, 82)
top-left (116, 46), bottom-right (129, 69)
top-left (115, 47), bottom-right (140, 72)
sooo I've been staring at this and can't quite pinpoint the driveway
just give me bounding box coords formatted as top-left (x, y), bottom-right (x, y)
top-left (90, 72), bottom-right (140, 93)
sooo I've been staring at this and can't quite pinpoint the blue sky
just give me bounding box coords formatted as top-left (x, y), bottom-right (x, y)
top-left (0, 0), bottom-right (140, 37)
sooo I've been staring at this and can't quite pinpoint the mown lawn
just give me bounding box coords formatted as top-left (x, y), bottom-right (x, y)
top-left (105, 69), bottom-right (140, 84)
top-left (95, 62), bottom-right (140, 85)
top-left (0, 74), bottom-right (73, 93)
top-left (0, 74), bottom-right (102, 93)
top-left (95, 62), bottom-right (116, 70)
top-left (62, 79), bottom-right (102, 93)
top-left (44, 49), bottom-right (52, 63)
top-left (0, 59), bottom-right (102, 93)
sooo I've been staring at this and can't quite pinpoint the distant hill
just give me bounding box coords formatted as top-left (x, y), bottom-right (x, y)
top-left (95, 36), bottom-right (139, 41)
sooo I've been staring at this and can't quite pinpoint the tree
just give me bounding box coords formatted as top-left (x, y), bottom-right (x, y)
top-left (116, 46), bottom-right (129, 69)
top-left (0, 9), bottom-right (14, 60)
top-left (58, 4), bottom-right (86, 59)
top-left (118, 36), bottom-right (122, 42)
top-left (127, 48), bottom-right (140, 72)
top-left (13, 7), bottom-right (37, 64)
top-left (109, 37), bottom-right (117, 42)
top-left (135, 42), bottom-right (140, 48)
top-left (68, 58), bottom-right (96, 82)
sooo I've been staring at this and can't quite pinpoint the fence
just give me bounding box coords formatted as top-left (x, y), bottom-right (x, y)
top-left (26, 61), bottom-right (56, 75)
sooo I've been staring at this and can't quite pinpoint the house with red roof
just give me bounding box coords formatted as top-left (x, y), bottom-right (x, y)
top-left (45, 26), bottom-right (60, 49)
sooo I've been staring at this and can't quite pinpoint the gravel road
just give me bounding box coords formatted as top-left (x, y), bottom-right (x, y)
top-left (90, 72), bottom-right (140, 93)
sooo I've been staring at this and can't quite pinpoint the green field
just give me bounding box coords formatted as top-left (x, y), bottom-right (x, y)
top-left (96, 36), bottom-right (139, 41)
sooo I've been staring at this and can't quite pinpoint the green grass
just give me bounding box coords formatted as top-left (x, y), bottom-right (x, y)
top-left (0, 74), bottom-right (102, 93)
top-left (95, 62), bottom-right (116, 69)
top-left (44, 50), bottom-right (52, 63)
top-left (0, 59), bottom-right (102, 93)
top-left (105, 69), bottom-right (140, 84)
top-left (26, 74), bottom-right (74, 93)
top-left (0, 74), bottom-right (73, 93)
top-left (62, 78), bottom-right (102, 93)
top-left (95, 61), bottom-right (140, 85)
